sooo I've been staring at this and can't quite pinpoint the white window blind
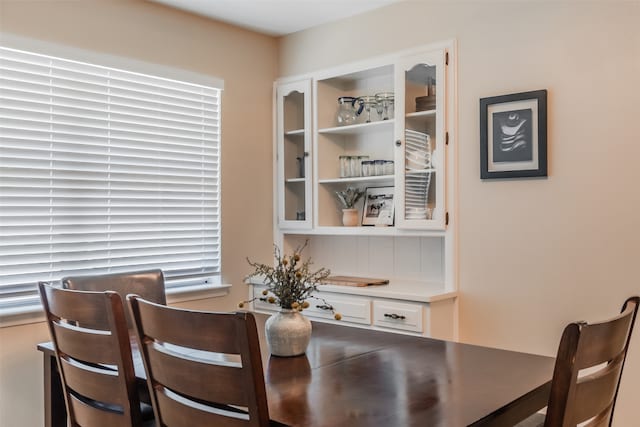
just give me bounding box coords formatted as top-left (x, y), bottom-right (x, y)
top-left (0, 46), bottom-right (222, 313)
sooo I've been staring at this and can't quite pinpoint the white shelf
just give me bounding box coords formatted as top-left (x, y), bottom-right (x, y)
top-left (316, 64), bottom-right (393, 86)
top-left (318, 281), bottom-right (456, 303)
top-left (285, 128), bottom-right (305, 136)
top-left (285, 178), bottom-right (306, 183)
top-left (318, 119), bottom-right (394, 135)
top-left (247, 277), bottom-right (455, 304)
top-left (283, 226), bottom-right (445, 237)
top-left (406, 110), bottom-right (436, 118)
top-left (318, 175), bottom-right (394, 185)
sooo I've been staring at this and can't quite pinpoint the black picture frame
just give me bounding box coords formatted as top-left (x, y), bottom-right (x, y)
top-left (480, 89), bottom-right (547, 179)
top-left (361, 186), bottom-right (395, 226)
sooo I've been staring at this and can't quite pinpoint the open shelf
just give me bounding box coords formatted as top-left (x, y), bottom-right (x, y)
top-left (319, 119), bottom-right (394, 135)
top-left (406, 110), bottom-right (436, 119)
top-left (318, 175), bottom-right (394, 185)
top-left (283, 226), bottom-right (445, 237)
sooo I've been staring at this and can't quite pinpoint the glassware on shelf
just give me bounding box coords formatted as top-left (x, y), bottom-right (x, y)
top-left (357, 95), bottom-right (378, 123)
top-left (374, 160), bottom-right (385, 176)
top-left (349, 156), bottom-right (360, 177)
top-left (361, 160), bottom-right (374, 177)
top-left (383, 160), bottom-right (394, 175)
top-left (339, 155), bottom-right (351, 178)
top-left (336, 96), bottom-right (363, 126)
top-left (375, 92), bottom-right (394, 120)
top-left (339, 155), bottom-right (369, 178)
top-left (356, 156), bottom-right (369, 177)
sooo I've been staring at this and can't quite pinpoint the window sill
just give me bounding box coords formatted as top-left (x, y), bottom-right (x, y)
top-left (166, 283), bottom-right (232, 304)
top-left (0, 284), bottom-right (232, 328)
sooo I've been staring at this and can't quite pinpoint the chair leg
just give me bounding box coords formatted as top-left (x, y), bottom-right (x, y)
top-left (43, 353), bottom-right (67, 427)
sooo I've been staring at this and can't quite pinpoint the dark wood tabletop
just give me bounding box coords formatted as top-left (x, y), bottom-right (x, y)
top-left (38, 312), bottom-right (555, 427)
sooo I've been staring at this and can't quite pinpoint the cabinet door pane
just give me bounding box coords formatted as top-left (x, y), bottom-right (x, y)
top-left (395, 49), bottom-right (447, 230)
top-left (277, 80), bottom-right (312, 228)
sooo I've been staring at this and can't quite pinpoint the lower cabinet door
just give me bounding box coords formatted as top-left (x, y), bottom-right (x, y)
top-left (304, 294), bottom-right (371, 325)
top-left (372, 300), bottom-right (424, 333)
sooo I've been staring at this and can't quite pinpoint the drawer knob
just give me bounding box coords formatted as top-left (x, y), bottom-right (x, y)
top-left (316, 304), bottom-right (334, 311)
top-left (384, 313), bottom-right (406, 320)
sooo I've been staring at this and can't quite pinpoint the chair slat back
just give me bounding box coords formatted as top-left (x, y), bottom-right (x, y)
top-left (62, 269), bottom-right (166, 330)
top-left (39, 283), bottom-right (142, 427)
top-left (133, 297), bottom-right (241, 354)
top-left (145, 346), bottom-right (248, 405)
top-left (69, 394), bottom-right (128, 427)
top-left (51, 321), bottom-right (120, 365)
top-left (44, 284), bottom-right (112, 330)
top-left (155, 390), bottom-right (250, 427)
top-left (128, 296), bottom-right (270, 427)
top-left (575, 311), bottom-right (634, 369)
top-left (545, 296), bottom-right (639, 427)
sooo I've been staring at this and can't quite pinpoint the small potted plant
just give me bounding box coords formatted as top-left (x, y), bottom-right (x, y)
top-left (335, 187), bottom-right (364, 226)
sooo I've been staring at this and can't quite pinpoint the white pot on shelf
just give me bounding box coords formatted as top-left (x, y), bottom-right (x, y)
top-left (342, 208), bottom-right (359, 226)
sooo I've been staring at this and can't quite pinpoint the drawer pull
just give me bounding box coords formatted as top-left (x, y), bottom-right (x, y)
top-left (316, 304), bottom-right (334, 311)
top-left (259, 297), bottom-right (267, 302)
top-left (384, 313), bottom-right (406, 320)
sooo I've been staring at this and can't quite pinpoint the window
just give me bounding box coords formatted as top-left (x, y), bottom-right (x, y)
top-left (0, 46), bottom-right (222, 314)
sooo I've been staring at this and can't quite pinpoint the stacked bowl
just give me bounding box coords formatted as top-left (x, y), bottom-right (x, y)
top-left (404, 129), bottom-right (432, 220)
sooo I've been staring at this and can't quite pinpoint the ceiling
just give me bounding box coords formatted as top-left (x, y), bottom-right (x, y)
top-left (149, 0), bottom-right (401, 36)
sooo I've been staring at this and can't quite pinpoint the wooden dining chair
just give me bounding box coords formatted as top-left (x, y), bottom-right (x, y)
top-left (62, 269), bottom-right (166, 329)
top-left (518, 296), bottom-right (639, 427)
top-left (38, 282), bottom-right (154, 427)
top-left (128, 295), bottom-right (272, 427)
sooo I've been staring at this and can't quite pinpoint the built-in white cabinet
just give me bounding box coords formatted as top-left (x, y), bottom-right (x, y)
top-left (251, 283), bottom-right (457, 340)
top-left (263, 40), bottom-right (458, 339)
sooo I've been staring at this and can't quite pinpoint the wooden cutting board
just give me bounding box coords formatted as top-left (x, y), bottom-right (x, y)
top-left (322, 276), bottom-right (389, 287)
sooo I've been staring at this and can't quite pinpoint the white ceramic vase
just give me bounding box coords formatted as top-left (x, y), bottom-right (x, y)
top-left (265, 309), bottom-right (312, 357)
top-left (342, 208), bottom-right (359, 226)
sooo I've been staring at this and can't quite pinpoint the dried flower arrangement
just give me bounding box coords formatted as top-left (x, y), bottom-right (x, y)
top-left (240, 241), bottom-right (341, 320)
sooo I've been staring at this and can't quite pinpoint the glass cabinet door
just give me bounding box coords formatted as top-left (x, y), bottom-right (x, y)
top-left (276, 80), bottom-right (312, 229)
top-left (394, 49), bottom-right (448, 230)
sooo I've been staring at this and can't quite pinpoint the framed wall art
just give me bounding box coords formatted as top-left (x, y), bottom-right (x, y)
top-left (480, 89), bottom-right (547, 179)
top-left (362, 186), bottom-right (394, 226)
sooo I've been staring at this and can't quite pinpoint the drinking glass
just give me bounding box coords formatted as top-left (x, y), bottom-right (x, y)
top-left (339, 155), bottom-right (350, 177)
top-left (374, 160), bottom-right (385, 176)
top-left (358, 96), bottom-right (378, 123)
top-left (375, 92), bottom-right (394, 120)
top-left (362, 160), bottom-right (374, 176)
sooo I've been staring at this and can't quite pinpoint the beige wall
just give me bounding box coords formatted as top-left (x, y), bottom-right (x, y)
top-left (280, 1), bottom-right (640, 426)
top-left (2, 0), bottom-right (639, 426)
top-left (0, 1), bottom-right (277, 425)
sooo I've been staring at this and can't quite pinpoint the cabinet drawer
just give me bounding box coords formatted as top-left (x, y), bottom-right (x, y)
top-left (373, 300), bottom-right (424, 333)
top-left (252, 286), bottom-right (277, 312)
top-left (305, 294), bottom-right (371, 325)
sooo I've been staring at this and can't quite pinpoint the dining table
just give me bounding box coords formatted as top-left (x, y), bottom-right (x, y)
top-left (38, 312), bottom-right (555, 427)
